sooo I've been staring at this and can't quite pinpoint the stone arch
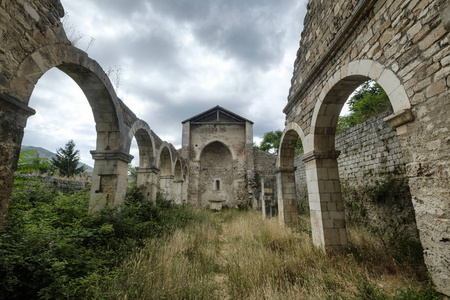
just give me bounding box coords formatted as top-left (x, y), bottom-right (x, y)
top-left (129, 120), bottom-right (156, 168)
top-left (157, 145), bottom-right (174, 200)
top-left (173, 159), bottom-right (183, 204)
top-left (11, 44), bottom-right (124, 151)
top-left (304, 60), bottom-right (414, 251)
top-left (311, 59), bottom-right (412, 149)
top-left (276, 122), bottom-right (305, 228)
top-left (196, 139), bottom-right (237, 161)
top-left (199, 141), bottom-right (234, 207)
top-left (157, 145), bottom-right (173, 176)
top-left (2, 44), bottom-right (130, 216)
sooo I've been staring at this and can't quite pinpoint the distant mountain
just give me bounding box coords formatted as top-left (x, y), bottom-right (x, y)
top-left (21, 146), bottom-right (93, 172)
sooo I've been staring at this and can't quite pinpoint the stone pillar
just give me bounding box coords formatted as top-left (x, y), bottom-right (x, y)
top-left (89, 150), bottom-right (133, 213)
top-left (277, 167), bottom-right (298, 228)
top-left (173, 179), bottom-right (184, 204)
top-left (159, 175), bottom-right (174, 201)
top-left (302, 150), bottom-right (347, 252)
top-left (0, 94), bottom-right (36, 230)
top-left (137, 167), bottom-right (159, 202)
top-left (262, 176), bottom-right (275, 218)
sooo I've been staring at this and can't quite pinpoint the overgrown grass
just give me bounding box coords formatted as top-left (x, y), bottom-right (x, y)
top-left (104, 210), bottom-right (437, 299)
top-left (1, 182), bottom-right (438, 299)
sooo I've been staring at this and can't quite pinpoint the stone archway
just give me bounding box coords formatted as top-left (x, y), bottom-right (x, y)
top-left (157, 145), bottom-right (173, 200)
top-left (1, 44), bottom-right (129, 225)
top-left (277, 122), bottom-right (306, 228)
top-left (199, 141), bottom-right (234, 208)
top-left (129, 120), bottom-right (157, 201)
top-left (301, 60), bottom-right (413, 252)
top-left (173, 160), bottom-right (183, 204)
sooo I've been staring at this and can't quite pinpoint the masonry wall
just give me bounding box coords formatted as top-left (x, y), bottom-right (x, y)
top-left (295, 111), bottom-right (417, 234)
top-left (285, 0), bottom-right (449, 294)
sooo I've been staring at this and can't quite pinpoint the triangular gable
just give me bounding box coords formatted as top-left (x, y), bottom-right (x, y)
top-left (182, 105), bottom-right (253, 124)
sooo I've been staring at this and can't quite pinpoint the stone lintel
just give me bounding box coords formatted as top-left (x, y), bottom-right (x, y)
top-left (137, 167), bottom-right (160, 174)
top-left (383, 109), bottom-right (414, 128)
top-left (159, 175), bottom-right (175, 179)
top-left (276, 166), bottom-right (297, 173)
top-left (90, 150), bottom-right (134, 163)
top-left (173, 180), bottom-right (184, 183)
top-left (0, 93), bottom-right (36, 117)
top-left (302, 150), bottom-right (341, 163)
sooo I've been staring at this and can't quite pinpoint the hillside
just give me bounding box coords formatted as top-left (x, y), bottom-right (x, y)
top-left (21, 145), bottom-right (93, 172)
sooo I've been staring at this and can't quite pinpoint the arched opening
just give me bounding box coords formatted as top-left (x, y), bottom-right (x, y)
top-left (158, 146), bottom-right (173, 200)
top-left (308, 69), bottom-right (415, 252)
top-left (21, 68), bottom-right (95, 179)
top-left (199, 141), bottom-right (233, 207)
top-left (278, 128), bottom-right (303, 228)
top-left (215, 180), bottom-right (220, 191)
top-left (173, 160), bottom-right (183, 204)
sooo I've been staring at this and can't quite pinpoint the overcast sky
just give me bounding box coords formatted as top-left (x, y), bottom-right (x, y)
top-left (22, 0), bottom-right (308, 167)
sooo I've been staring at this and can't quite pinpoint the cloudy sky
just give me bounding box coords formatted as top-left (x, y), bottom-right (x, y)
top-left (22, 0), bottom-right (308, 167)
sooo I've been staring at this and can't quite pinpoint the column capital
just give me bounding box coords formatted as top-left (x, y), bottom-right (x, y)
top-left (90, 150), bottom-right (134, 163)
top-left (276, 166), bottom-right (297, 173)
top-left (137, 167), bottom-right (160, 174)
top-left (302, 150), bottom-right (341, 163)
top-left (0, 93), bottom-right (36, 117)
top-left (383, 109), bottom-right (414, 128)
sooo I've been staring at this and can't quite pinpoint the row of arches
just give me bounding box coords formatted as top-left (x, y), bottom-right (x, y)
top-left (277, 59), bottom-right (413, 250)
top-left (1, 43), bottom-right (188, 227)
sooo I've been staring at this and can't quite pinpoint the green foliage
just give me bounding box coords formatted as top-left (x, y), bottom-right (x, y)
top-left (15, 149), bottom-right (50, 175)
top-left (259, 130), bottom-right (303, 155)
top-left (50, 140), bottom-right (85, 178)
top-left (128, 164), bottom-right (137, 187)
top-left (337, 80), bottom-right (391, 135)
top-left (0, 183), bottom-right (201, 299)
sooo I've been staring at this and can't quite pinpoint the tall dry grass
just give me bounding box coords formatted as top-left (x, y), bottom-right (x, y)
top-left (105, 209), bottom-right (435, 299)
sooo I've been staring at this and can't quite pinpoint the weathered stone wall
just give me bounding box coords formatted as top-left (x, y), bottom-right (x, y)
top-left (335, 110), bottom-right (403, 182)
top-left (283, 0), bottom-right (449, 294)
top-left (295, 111), bottom-right (417, 235)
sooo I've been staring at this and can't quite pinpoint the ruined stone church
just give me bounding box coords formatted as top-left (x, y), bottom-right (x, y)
top-left (180, 105), bottom-right (277, 210)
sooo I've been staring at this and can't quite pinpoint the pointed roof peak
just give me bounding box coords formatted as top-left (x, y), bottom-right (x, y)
top-left (182, 105), bottom-right (253, 124)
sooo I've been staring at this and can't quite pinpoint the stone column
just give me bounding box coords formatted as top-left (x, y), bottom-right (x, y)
top-left (0, 94), bottom-right (36, 230)
top-left (173, 179), bottom-right (184, 204)
top-left (137, 167), bottom-right (159, 202)
top-left (277, 167), bottom-right (298, 228)
top-left (159, 175), bottom-right (174, 201)
top-left (302, 150), bottom-right (347, 252)
top-left (89, 150), bottom-right (133, 213)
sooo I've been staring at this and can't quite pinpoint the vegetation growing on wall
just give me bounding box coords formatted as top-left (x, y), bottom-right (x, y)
top-left (258, 130), bottom-right (303, 155)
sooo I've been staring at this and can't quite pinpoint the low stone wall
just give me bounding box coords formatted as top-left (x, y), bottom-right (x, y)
top-left (15, 175), bottom-right (90, 193)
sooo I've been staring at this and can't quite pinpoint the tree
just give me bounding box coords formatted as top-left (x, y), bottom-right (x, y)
top-left (50, 140), bottom-right (85, 177)
top-left (15, 149), bottom-right (50, 174)
top-left (337, 80), bottom-right (391, 134)
top-left (259, 130), bottom-right (303, 155)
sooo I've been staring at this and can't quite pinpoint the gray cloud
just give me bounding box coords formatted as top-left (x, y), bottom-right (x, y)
top-left (24, 0), bottom-right (307, 166)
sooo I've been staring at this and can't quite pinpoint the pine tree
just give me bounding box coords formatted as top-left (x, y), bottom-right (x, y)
top-left (50, 140), bottom-right (85, 177)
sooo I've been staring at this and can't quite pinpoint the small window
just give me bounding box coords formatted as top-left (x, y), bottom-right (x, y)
top-left (216, 180), bottom-right (220, 191)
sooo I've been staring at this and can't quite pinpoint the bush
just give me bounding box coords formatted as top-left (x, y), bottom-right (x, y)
top-left (0, 183), bottom-right (201, 299)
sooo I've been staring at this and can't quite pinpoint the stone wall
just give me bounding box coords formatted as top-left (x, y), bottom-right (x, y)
top-left (16, 175), bottom-right (90, 193)
top-left (282, 0), bottom-right (449, 294)
top-left (292, 113), bottom-right (419, 242)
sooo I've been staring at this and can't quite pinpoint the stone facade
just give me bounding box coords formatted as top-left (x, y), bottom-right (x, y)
top-left (280, 0), bottom-right (450, 295)
top-left (181, 106), bottom-right (261, 209)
